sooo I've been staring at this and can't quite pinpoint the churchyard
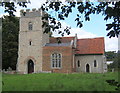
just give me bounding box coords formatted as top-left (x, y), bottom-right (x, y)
top-left (2, 71), bottom-right (119, 91)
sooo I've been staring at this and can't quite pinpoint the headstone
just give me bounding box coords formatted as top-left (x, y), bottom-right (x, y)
top-left (112, 68), bottom-right (114, 72)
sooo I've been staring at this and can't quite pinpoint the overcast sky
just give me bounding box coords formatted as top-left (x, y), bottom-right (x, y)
top-left (0, 0), bottom-right (118, 52)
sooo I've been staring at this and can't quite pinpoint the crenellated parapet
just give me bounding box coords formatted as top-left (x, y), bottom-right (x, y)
top-left (20, 8), bottom-right (46, 17)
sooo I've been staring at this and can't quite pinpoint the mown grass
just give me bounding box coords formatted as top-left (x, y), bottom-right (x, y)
top-left (2, 72), bottom-right (119, 91)
top-left (0, 72), bottom-right (2, 92)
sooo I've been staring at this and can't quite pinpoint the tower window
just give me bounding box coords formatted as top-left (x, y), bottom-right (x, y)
top-left (51, 53), bottom-right (62, 68)
top-left (28, 22), bottom-right (33, 30)
top-left (94, 60), bottom-right (97, 67)
top-left (77, 60), bottom-right (80, 67)
top-left (29, 40), bottom-right (32, 45)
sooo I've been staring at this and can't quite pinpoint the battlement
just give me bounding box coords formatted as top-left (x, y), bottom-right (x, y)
top-left (20, 8), bottom-right (46, 17)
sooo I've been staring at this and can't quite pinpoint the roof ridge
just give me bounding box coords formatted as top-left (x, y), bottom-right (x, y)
top-left (77, 37), bottom-right (104, 40)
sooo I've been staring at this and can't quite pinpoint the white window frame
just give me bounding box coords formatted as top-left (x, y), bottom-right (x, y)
top-left (51, 53), bottom-right (62, 69)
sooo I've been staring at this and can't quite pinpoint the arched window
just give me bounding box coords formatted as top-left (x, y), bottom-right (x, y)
top-left (28, 22), bottom-right (33, 30)
top-left (77, 60), bottom-right (80, 67)
top-left (94, 60), bottom-right (97, 67)
top-left (51, 53), bottom-right (61, 68)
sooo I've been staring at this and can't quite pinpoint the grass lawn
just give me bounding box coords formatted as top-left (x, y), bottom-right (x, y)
top-left (0, 73), bottom-right (2, 92)
top-left (2, 72), bottom-right (119, 91)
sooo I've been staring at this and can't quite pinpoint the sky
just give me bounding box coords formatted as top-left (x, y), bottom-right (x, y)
top-left (0, 0), bottom-right (118, 52)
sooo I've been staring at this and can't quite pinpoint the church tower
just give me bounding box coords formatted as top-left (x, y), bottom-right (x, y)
top-left (17, 8), bottom-right (49, 74)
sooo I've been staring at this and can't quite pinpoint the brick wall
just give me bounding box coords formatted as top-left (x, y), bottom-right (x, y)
top-left (42, 46), bottom-right (74, 73)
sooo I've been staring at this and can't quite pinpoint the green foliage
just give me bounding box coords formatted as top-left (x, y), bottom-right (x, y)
top-left (2, 16), bottom-right (19, 70)
top-left (41, 1), bottom-right (120, 38)
top-left (1, 1), bottom-right (120, 38)
top-left (106, 51), bottom-right (120, 71)
top-left (0, 2), bottom-right (28, 16)
top-left (2, 72), bottom-right (119, 91)
top-left (106, 79), bottom-right (120, 91)
top-left (1, 1), bottom-right (120, 70)
top-left (105, 51), bottom-right (117, 61)
top-left (0, 18), bottom-right (2, 70)
top-left (110, 53), bottom-right (120, 69)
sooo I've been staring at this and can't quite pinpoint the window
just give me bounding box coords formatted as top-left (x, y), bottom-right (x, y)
top-left (28, 22), bottom-right (33, 30)
top-left (29, 40), bottom-right (32, 45)
top-left (94, 60), bottom-right (97, 67)
top-left (51, 53), bottom-right (61, 68)
top-left (77, 60), bottom-right (80, 67)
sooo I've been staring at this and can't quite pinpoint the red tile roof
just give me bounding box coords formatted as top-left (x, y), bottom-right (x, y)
top-left (50, 37), bottom-right (75, 43)
top-left (49, 37), bottom-right (105, 54)
top-left (76, 37), bottom-right (105, 54)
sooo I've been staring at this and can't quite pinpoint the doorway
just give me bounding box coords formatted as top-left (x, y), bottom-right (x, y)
top-left (28, 59), bottom-right (34, 74)
top-left (86, 64), bottom-right (90, 73)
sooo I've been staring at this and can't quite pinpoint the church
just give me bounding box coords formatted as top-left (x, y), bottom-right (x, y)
top-left (17, 8), bottom-right (107, 74)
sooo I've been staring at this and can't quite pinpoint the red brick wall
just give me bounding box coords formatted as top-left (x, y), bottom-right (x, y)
top-left (42, 46), bottom-right (75, 73)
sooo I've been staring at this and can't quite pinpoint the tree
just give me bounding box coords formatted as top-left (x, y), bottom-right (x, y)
top-left (1, 1), bottom-right (120, 38)
top-left (0, 1), bottom-right (29, 16)
top-left (1, 1), bottom-right (120, 69)
top-left (2, 16), bottom-right (19, 70)
top-left (106, 51), bottom-right (120, 71)
top-left (105, 51), bottom-right (117, 61)
top-left (41, 1), bottom-right (120, 38)
top-left (0, 18), bottom-right (2, 70)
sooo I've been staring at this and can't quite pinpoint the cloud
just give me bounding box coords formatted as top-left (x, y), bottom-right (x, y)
top-left (67, 28), bottom-right (97, 39)
top-left (105, 37), bottom-right (118, 52)
top-left (26, 0), bottom-right (46, 9)
top-left (14, 9), bottom-right (21, 17)
top-left (52, 21), bottom-right (97, 38)
top-left (0, 13), bottom-right (9, 18)
top-left (0, 0), bottom-right (46, 17)
top-left (0, 10), bottom-right (20, 17)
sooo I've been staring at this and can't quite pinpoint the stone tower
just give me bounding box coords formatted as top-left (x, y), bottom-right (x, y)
top-left (17, 8), bottom-right (49, 74)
